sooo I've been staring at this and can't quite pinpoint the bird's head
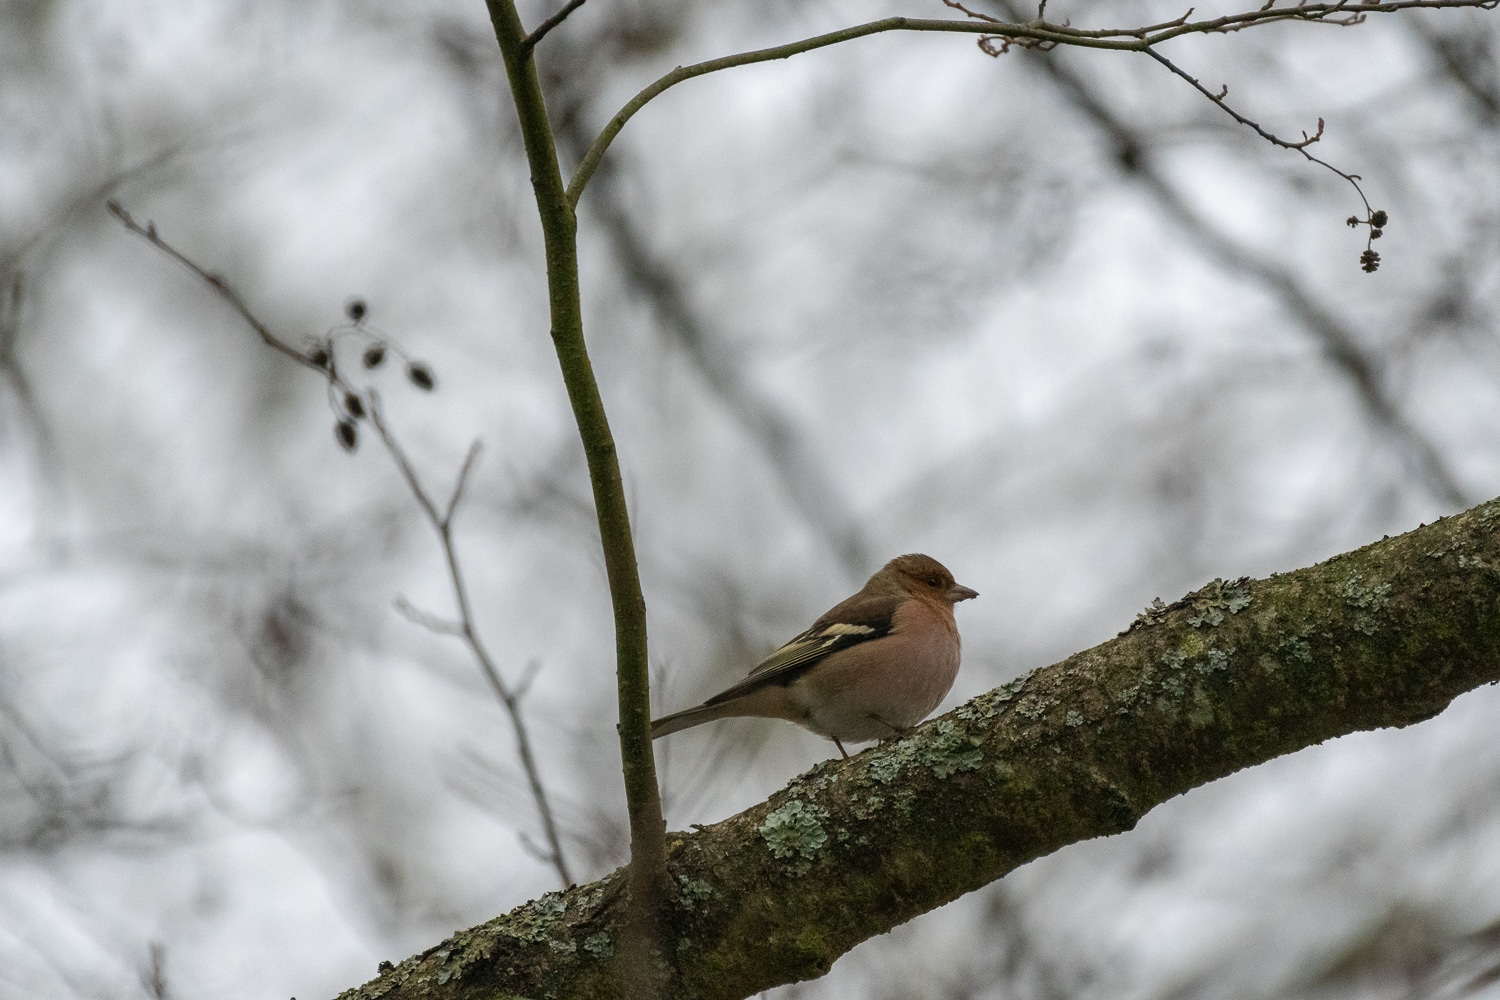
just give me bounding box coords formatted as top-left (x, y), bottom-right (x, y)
top-left (881, 553), bottom-right (979, 605)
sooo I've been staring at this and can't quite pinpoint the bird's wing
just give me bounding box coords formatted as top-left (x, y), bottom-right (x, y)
top-left (703, 592), bottom-right (902, 705)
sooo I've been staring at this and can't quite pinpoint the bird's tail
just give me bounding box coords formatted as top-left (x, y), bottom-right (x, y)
top-left (650, 701), bottom-right (740, 739)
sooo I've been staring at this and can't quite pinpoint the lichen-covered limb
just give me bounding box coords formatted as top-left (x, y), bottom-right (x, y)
top-left (340, 498), bottom-right (1500, 1000)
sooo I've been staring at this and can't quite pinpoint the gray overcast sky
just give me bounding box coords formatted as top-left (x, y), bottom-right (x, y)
top-left (2, 3), bottom-right (1500, 998)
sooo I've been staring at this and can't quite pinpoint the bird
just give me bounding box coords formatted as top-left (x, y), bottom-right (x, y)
top-left (651, 554), bottom-right (978, 758)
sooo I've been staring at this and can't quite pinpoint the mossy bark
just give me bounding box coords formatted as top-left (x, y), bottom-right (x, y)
top-left (337, 497), bottom-right (1500, 1000)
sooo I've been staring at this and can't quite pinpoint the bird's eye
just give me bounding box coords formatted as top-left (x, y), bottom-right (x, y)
top-left (929, 576), bottom-right (943, 587)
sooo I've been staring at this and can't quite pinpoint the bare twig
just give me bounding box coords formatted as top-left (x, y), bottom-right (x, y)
top-left (989, 0), bottom-right (1468, 506)
top-left (518, 0), bottom-right (588, 56)
top-left (564, 1), bottom-right (1499, 206)
top-left (1141, 46), bottom-right (1392, 269)
top-left (108, 205), bottom-right (575, 888)
top-left (549, 100), bottom-right (872, 579)
top-left (942, 0), bottom-right (1001, 23)
top-left (445, 439), bottom-right (483, 522)
top-left (483, 3), bottom-right (667, 988)
top-left (370, 412), bottom-right (575, 887)
top-left (141, 941), bottom-right (170, 1000)
top-left (0, 272), bottom-right (70, 541)
top-left (393, 596), bottom-right (465, 636)
top-left (514, 658), bottom-right (545, 700)
top-left (1142, 48), bottom-right (1375, 216)
top-left (106, 201), bottom-right (316, 372)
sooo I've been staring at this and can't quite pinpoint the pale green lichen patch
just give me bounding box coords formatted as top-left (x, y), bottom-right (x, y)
top-left (1013, 692), bottom-right (1056, 722)
top-left (1200, 647), bottom-right (1233, 675)
top-left (371, 884), bottom-right (587, 989)
top-left (582, 932), bottom-right (613, 959)
top-left (782, 759), bottom-right (840, 801)
top-left (506, 891), bottom-right (569, 943)
top-left (1134, 596), bottom-right (1170, 628)
top-left (997, 674), bottom-right (1030, 700)
top-left (677, 875), bottom-right (713, 909)
top-left (1278, 630), bottom-right (1313, 663)
top-left (926, 722), bottom-right (985, 778)
top-left (1154, 633), bottom-right (1238, 708)
top-left (867, 751), bottom-right (906, 785)
top-left (1342, 573), bottom-right (1392, 635)
top-left (433, 943), bottom-right (481, 987)
top-left (1342, 573), bottom-right (1391, 611)
top-left (761, 800), bottom-right (829, 871)
top-left (864, 720), bottom-right (985, 784)
top-left (956, 674), bottom-right (1030, 723)
top-left (1186, 577), bottom-right (1252, 628)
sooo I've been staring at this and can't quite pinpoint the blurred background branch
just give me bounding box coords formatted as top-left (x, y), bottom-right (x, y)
top-left (108, 203), bottom-right (576, 889)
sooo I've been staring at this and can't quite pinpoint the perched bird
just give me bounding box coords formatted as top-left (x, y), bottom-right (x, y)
top-left (651, 554), bottom-right (978, 758)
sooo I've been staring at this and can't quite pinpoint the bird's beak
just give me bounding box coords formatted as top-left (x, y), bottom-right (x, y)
top-left (948, 584), bottom-right (979, 603)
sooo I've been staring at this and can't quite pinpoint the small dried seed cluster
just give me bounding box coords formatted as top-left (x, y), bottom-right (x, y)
top-left (307, 297), bottom-right (437, 452)
top-left (1347, 209), bottom-right (1388, 273)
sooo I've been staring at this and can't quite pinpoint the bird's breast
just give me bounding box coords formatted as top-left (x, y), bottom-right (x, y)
top-left (790, 598), bottom-right (962, 741)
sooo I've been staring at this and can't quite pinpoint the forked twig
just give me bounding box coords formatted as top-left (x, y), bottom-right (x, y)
top-left (1145, 50), bottom-right (1357, 196)
top-left (370, 412), bottom-right (576, 887)
top-left (393, 596), bottom-right (465, 636)
top-left (1141, 47), bottom-right (1387, 268)
top-left (518, 0), bottom-right (588, 56)
top-left (108, 202), bottom-right (575, 887)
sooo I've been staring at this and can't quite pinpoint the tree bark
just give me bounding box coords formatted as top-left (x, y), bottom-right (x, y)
top-left (336, 497), bottom-right (1500, 1000)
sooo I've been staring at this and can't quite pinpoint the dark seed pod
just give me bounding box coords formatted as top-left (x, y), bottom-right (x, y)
top-left (1370, 210), bottom-right (1388, 229)
top-left (1346, 216), bottom-right (1360, 228)
top-left (1360, 249), bottom-right (1381, 274)
top-left (309, 347), bottom-right (330, 369)
top-left (407, 362), bottom-right (435, 391)
top-left (362, 345), bottom-right (386, 369)
top-left (345, 297), bottom-right (368, 323)
top-left (344, 392), bottom-right (366, 418)
top-left (336, 419), bottom-right (359, 451)
top-left (1370, 229), bottom-right (1383, 240)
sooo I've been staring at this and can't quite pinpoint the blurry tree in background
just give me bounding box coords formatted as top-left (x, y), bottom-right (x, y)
top-left (5, 0), bottom-right (1500, 998)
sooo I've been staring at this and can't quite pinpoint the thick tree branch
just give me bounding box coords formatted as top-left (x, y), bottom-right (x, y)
top-left (339, 496), bottom-right (1500, 1000)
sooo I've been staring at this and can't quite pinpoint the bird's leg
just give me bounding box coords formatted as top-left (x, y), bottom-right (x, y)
top-left (834, 738), bottom-right (850, 759)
